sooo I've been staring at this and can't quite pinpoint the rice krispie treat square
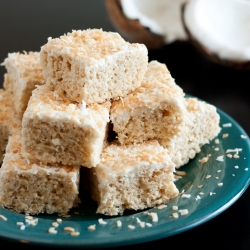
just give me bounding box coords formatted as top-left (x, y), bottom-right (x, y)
top-left (21, 84), bottom-right (110, 167)
top-left (159, 98), bottom-right (221, 168)
top-left (88, 140), bottom-right (179, 216)
top-left (110, 60), bottom-right (186, 145)
top-left (0, 128), bottom-right (80, 215)
top-left (0, 89), bottom-right (12, 162)
top-left (0, 89), bottom-right (21, 163)
top-left (1, 52), bottom-right (45, 117)
top-left (40, 29), bottom-right (148, 104)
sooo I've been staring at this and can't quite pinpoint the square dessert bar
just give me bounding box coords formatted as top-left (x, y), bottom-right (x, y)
top-left (21, 84), bottom-right (110, 167)
top-left (88, 140), bottom-right (179, 216)
top-left (160, 98), bottom-right (221, 168)
top-left (1, 52), bottom-right (45, 117)
top-left (0, 89), bottom-right (13, 162)
top-left (40, 29), bottom-right (148, 104)
top-left (110, 60), bottom-right (187, 145)
top-left (0, 89), bottom-right (20, 163)
top-left (0, 128), bottom-right (80, 215)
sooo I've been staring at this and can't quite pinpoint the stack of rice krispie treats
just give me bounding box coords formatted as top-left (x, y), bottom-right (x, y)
top-left (0, 29), bottom-right (221, 216)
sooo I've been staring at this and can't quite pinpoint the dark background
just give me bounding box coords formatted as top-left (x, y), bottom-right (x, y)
top-left (0, 1), bottom-right (250, 249)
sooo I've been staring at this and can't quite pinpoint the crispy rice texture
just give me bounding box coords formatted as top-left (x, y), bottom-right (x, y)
top-left (22, 85), bottom-right (109, 167)
top-left (0, 128), bottom-right (80, 215)
top-left (21, 84), bottom-right (110, 167)
top-left (110, 60), bottom-right (186, 144)
top-left (40, 29), bottom-right (148, 103)
top-left (159, 97), bottom-right (221, 168)
top-left (88, 140), bottom-right (179, 216)
top-left (0, 89), bottom-right (20, 162)
top-left (1, 51), bottom-right (45, 117)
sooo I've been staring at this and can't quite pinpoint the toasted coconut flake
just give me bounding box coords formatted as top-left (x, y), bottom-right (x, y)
top-left (179, 209), bottom-right (189, 215)
top-left (0, 215), bottom-right (7, 221)
top-left (87, 224), bottom-right (96, 231)
top-left (222, 123), bottom-right (232, 127)
top-left (216, 155), bottom-right (224, 162)
top-left (157, 204), bottom-right (167, 209)
top-left (48, 227), bottom-right (57, 234)
top-left (98, 218), bottom-right (107, 225)
top-left (172, 212), bottom-right (179, 218)
top-left (148, 212), bottom-right (158, 222)
top-left (71, 232), bottom-right (80, 236)
top-left (116, 220), bottom-right (122, 227)
top-left (181, 194), bottom-right (191, 198)
top-left (64, 227), bottom-right (75, 232)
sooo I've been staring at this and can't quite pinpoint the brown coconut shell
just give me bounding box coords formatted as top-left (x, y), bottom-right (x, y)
top-left (181, 2), bottom-right (250, 71)
top-left (105, 0), bottom-right (165, 49)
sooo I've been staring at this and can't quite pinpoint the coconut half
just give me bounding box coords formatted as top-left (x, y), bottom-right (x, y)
top-left (105, 0), bottom-right (189, 49)
top-left (182, 0), bottom-right (250, 70)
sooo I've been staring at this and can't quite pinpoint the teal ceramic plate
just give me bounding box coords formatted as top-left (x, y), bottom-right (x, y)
top-left (0, 97), bottom-right (250, 248)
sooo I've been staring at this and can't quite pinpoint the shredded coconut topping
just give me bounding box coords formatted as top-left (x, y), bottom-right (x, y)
top-left (222, 133), bottom-right (229, 138)
top-left (148, 212), bottom-right (158, 222)
top-left (98, 218), bottom-right (107, 225)
top-left (71, 232), bottom-right (80, 236)
top-left (175, 171), bottom-right (186, 176)
top-left (87, 224), bottom-right (96, 231)
top-left (222, 123), bottom-right (232, 127)
top-left (199, 155), bottom-right (211, 164)
top-left (48, 227), bottom-right (57, 234)
top-left (226, 148), bottom-right (242, 153)
top-left (172, 212), bottom-right (179, 218)
top-left (195, 195), bottom-right (201, 201)
top-left (64, 227), bottom-right (75, 232)
top-left (56, 218), bottom-right (62, 223)
top-left (0, 215), bottom-right (7, 221)
top-left (216, 155), bottom-right (224, 162)
top-left (181, 194), bottom-right (191, 198)
top-left (52, 222), bottom-right (59, 227)
top-left (179, 209), bottom-right (189, 215)
top-left (136, 218), bottom-right (146, 228)
top-left (215, 139), bottom-right (220, 144)
top-left (157, 204), bottom-right (167, 209)
top-left (116, 220), bottom-right (122, 227)
top-left (234, 154), bottom-right (240, 159)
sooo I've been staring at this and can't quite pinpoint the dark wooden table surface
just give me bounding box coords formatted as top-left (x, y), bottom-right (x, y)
top-left (0, 1), bottom-right (250, 249)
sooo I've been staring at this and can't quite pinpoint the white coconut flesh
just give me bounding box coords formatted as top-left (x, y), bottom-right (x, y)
top-left (184, 0), bottom-right (250, 62)
top-left (120, 0), bottom-right (190, 44)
